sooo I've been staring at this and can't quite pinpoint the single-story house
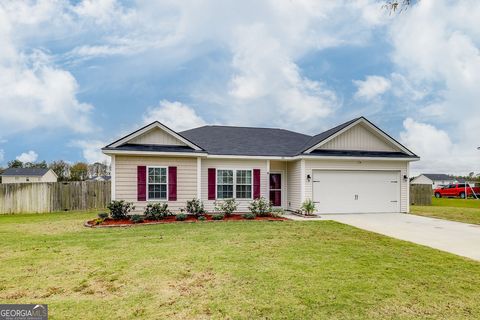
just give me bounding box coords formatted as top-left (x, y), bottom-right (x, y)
top-left (410, 174), bottom-right (454, 189)
top-left (0, 168), bottom-right (58, 184)
top-left (102, 117), bottom-right (419, 214)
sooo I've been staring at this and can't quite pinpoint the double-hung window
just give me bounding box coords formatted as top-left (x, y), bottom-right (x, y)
top-left (148, 167), bottom-right (167, 200)
top-left (217, 169), bottom-right (252, 199)
top-left (236, 170), bottom-right (252, 199)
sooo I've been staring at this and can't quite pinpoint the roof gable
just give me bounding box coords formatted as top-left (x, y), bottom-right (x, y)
top-left (303, 117), bottom-right (416, 156)
top-left (106, 121), bottom-right (203, 151)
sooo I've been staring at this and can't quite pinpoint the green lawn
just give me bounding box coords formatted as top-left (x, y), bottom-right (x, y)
top-left (1, 212), bottom-right (480, 319)
top-left (411, 198), bottom-right (480, 225)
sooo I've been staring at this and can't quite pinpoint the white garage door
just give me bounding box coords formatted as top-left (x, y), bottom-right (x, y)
top-left (312, 170), bottom-right (400, 214)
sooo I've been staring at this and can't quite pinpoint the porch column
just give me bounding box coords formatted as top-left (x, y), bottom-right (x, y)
top-left (266, 160), bottom-right (270, 200)
top-left (197, 157), bottom-right (202, 199)
top-left (300, 159), bottom-right (305, 202)
top-left (110, 155), bottom-right (116, 200)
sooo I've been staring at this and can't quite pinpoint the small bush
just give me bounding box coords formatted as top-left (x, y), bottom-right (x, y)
top-left (301, 199), bottom-right (316, 216)
top-left (197, 215), bottom-right (207, 221)
top-left (242, 213), bottom-right (256, 220)
top-left (248, 197), bottom-right (272, 217)
top-left (176, 213), bottom-right (187, 221)
top-left (91, 218), bottom-right (104, 225)
top-left (107, 200), bottom-right (134, 220)
top-left (270, 208), bottom-right (285, 218)
top-left (214, 199), bottom-right (238, 216)
top-left (98, 212), bottom-right (109, 219)
top-left (185, 198), bottom-right (206, 217)
top-left (144, 203), bottom-right (171, 220)
top-left (212, 213), bottom-right (225, 220)
top-left (130, 214), bottom-right (144, 224)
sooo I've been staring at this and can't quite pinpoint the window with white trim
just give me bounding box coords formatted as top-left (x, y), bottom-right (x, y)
top-left (217, 170), bottom-right (234, 199)
top-left (217, 169), bottom-right (252, 199)
top-left (236, 170), bottom-right (252, 199)
top-left (148, 167), bottom-right (167, 200)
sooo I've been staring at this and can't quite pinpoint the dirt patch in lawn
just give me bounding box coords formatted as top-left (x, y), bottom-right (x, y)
top-left (86, 214), bottom-right (287, 227)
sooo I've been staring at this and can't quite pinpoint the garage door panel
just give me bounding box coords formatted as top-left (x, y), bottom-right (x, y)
top-left (313, 170), bottom-right (400, 214)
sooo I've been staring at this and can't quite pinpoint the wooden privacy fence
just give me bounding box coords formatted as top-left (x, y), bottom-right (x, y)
top-left (410, 184), bottom-right (432, 206)
top-left (0, 181), bottom-right (111, 214)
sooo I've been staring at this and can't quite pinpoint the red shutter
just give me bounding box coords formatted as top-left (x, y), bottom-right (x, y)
top-left (168, 166), bottom-right (177, 201)
top-left (137, 166), bottom-right (146, 201)
top-left (253, 169), bottom-right (261, 199)
top-left (208, 168), bottom-right (216, 200)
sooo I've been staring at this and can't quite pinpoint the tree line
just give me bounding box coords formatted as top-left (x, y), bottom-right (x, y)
top-left (0, 159), bottom-right (110, 182)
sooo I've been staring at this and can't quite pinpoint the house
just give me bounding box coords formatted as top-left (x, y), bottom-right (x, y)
top-left (87, 175), bottom-right (111, 182)
top-left (0, 168), bottom-right (58, 184)
top-left (102, 117), bottom-right (419, 214)
top-left (410, 174), bottom-right (454, 189)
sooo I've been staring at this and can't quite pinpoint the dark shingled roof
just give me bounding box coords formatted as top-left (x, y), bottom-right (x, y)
top-left (1, 168), bottom-right (50, 176)
top-left (422, 174), bottom-right (453, 181)
top-left (180, 126), bottom-right (311, 156)
top-left (102, 144), bottom-right (205, 153)
top-left (306, 150), bottom-right (414, 158)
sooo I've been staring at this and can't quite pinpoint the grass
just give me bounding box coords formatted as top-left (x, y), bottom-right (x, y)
top-left (0, 212), bottom-right (479, 319)
top-left (411, 198), bottom-right (480, 225)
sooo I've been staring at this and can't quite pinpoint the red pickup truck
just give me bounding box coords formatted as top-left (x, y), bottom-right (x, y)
top-left (434, 183), bottom-right (480, 199)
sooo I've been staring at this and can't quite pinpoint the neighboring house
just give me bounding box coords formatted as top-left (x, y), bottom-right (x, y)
top-left (410, 174), bottom-right (454, 189)
top-left (87, 176), bottom-right (111, 182)
top-left (102, 117), bottom-right (419, 214)
top-left (0, 168), bottom-right (58, 184)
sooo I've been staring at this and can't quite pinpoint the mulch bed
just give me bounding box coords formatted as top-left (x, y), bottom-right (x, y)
top-left (86, 214), bottom-right (288, 228)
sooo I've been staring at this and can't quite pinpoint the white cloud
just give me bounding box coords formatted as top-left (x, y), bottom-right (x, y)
top-left (16, 150), bottom-right (38, 163)
top-left (71, 140), bottom-right (110, 164)
top-left (143, 100), bottom-right (206, 132)
top-left (354, 75), bottom-right (391, 100)
top-left (0, 149), bottom-right (4, 164)
top-left (0, 4), bottom-right (94, 137)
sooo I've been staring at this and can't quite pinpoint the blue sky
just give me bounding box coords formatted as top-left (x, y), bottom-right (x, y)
top-left (0, 0), bottom-right (479, 175)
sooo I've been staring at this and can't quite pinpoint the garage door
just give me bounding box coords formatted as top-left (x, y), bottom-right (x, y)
top-left (312, 170), bottom-right (400, 214)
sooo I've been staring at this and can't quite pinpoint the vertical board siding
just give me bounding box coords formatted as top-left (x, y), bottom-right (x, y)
top-left (303, 159), bottom-right (409, 213)
top-left (320, 124), bottom-right (397, 152)
top-left (0, 181), bottom-right (111, 214)
top-left (115, 155), bottom-right (197, 213)
top-left (129, 128), bottom-right (186, 146)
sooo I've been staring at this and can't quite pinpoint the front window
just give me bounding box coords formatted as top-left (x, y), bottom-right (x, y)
top-left (148, 167), bottom-right (167, 200)
top-left (236, 170), bottom-right (252, 199)
top-left (217, 170), bottom-right (234, 199)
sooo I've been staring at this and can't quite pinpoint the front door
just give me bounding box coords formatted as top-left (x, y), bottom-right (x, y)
top-left (269, 173), bottom-right (282, 207)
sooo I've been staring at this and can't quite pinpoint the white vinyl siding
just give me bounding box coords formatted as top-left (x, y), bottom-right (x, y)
top-left (115, 155), bottom-right (197, 213)
top-left (286, 160), bottom-right (302, 212)
top-left (129, 127), bottom-right (187, 146)
top-left (1, 170), bottom-right (57, 184)
top-left (319, 123), bottom-right (398, 152)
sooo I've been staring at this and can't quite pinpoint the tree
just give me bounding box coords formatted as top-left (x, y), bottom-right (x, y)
top-left (70, 162), bottom-right (89, 181)
top-left (7, 160), bottom-right (23, 168)
top-left (49, 160), bottom-right (71, 181)
top-left (88, 161), bottom-right (110, 178)
top-left (24, 161), bottom-right (48, 169)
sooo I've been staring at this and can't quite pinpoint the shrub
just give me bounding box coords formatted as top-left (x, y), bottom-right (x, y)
top-left (130, 214), bottom-right (144, 224)
top-left (214, 199), bottom-right (238, 216)
top-left (185, 198), bottom-right (206, 217)
top-left (301, 199), bottom-right (316, 216)
top-left (144, 203), bottom-right (171, 220)
top-left (212, 213), bottom-right (225, 220)
top-left (91, 218), bottom-right (104, 225)
top-left (98, 212), bottom-right (109, 219)
top-left (107, 200), bottom-right (134, 220)
top-left (248, 197), bottom-right (272, 217)
top-left (270, 208), bottom-right (285, 218)
top-left (242, 213), bottom-right (256, 220)
top-left (176, 213), bottom-right (187, 221)
top-left (197, 215), bottom-right (207, 221)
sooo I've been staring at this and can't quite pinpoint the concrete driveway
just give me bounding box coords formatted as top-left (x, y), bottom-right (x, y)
top-left (324, 213), bottom-right (480, 261)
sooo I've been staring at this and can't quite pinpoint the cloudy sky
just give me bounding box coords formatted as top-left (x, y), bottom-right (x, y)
top-left (0, 0), bottom-right (479, 175)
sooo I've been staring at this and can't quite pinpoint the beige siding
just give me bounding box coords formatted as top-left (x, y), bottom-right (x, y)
top-left (129, 127), bottom-right (186, 146)
top-left (319, 123), bottom-right (397, 152)
top-left (115, 155), bottom-right (197, 213)
top-left (304, 159), bottom-right (409, 213)
top-left (287, 160), bottom-right (302, 212)
top-left (201, 159), bottom-right (268, 212)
